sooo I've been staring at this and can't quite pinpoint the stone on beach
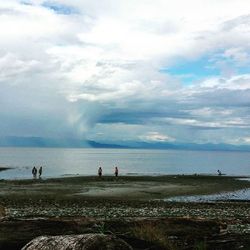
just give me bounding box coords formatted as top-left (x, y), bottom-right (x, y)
top-left (21, 233), bottom-right (133, 250)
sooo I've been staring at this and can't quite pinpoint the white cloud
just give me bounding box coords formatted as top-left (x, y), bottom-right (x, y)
top-left (0, 0), bottom-right (250, 144)
top-left (164, 117), bottom-right (250, 129)
top-left (0, 53), bottom-right (40, 82)
top-left (227, 136), bottom-right (250, 145)
top-left (243, 137), bottom-right (250, 144)
top-left (139, 132), bottom-right (175, 142)
top-left (223, 48), bottom-right (250, 66)
top-left (187, 107), bottom-right (234, 117)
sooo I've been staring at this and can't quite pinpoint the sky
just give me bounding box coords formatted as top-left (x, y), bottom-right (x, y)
top-left (0, 0), bottom-right (250, 145)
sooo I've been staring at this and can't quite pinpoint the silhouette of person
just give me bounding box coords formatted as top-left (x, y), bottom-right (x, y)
top-left (39, 166), bottom-right (43, 179)
top-left (115, 166), bottom-right (119, 177)
top-left (217, 169), bottom-right (222, 176)
top-left (32, 166), bottom-right (37, 179)
top-left (98, 167), bottom-right (102, 177)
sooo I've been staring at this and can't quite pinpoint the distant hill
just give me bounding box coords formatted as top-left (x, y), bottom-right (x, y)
top-left (122, 141), bottom-right (250, 151)
top-left (0, 136), bottom-right (127, 149)
top-left (87, 140), bottom-right (128, 148)
top-left (0, 136), bottom-right (249, 151)
top-left (0, 136), bottom-right (88, 148)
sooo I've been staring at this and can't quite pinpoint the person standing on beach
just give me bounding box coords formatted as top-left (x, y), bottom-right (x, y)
top-left (98, 167), bottom-right (102, 177)
top-left (34, 167), bottom-right (37, 179)
top-left (115, 166), bottom-right (119, 177)
top-left (39, 166), bottom-right (43, 179)
top-left (32, 166), bottom-right (37, 179)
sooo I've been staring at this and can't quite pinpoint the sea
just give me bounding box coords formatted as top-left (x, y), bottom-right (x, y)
top-left (0, 147), bottom-right (250, 180)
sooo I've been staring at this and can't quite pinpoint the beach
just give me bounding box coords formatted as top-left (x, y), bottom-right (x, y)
top-left (1, 174), bottom-right (250, 201)
top-left (0, 174), bottom-right (250, 249)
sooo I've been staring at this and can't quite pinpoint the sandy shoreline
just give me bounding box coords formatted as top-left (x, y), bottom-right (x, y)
top-left (1, 175), bottom-right (250, 200)
top-left (1, 175), bottom-right (250, 226)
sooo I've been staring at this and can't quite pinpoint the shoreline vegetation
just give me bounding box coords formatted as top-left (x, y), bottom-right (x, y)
top-left (0, 175), bottom-right (250, 249)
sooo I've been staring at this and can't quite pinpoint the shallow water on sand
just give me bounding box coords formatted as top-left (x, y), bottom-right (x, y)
top-left (165, 178), bottom-right (250, 202)
top-left (0, 147), bottom-right (250, 179)
top-left (165, 188), bottom-right (250, 202)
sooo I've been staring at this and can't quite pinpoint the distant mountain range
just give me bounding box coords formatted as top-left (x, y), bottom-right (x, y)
top-left (0, 136), bottom-right (126, 149)
top-left (123, 141), bottom-right (250, 151)
top-left (0, 136), bottom-right (250, 151)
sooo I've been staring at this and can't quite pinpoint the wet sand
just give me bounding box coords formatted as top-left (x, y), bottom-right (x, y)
top-left (1, 175), bottom-right (250, 200)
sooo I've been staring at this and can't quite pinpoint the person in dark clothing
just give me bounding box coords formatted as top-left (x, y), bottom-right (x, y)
top-left (39, 166), bottom-right (43, 179)
top-left (115, 166), bottom-right (119, 177)
top-left (98, 167), bottom-right (102, 177)
top-left (32, 166), bottom-right (37, 179)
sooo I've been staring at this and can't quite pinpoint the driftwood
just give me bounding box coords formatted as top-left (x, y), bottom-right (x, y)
top-left (22, 234), bottom-right (132, 250)
top-left (0, 217), bottom-right (249, 250)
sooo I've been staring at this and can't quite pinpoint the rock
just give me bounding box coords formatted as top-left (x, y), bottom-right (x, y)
top-left (21, 233), bottom-right (133, 250)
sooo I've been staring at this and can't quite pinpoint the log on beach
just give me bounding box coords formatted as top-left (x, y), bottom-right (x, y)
top-left (22, 234), bottom-right (132, 250)
top-left (0, 217), bottom-right (236, 250)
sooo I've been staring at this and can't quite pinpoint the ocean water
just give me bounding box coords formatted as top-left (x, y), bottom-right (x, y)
top-left (0, 147), bottom-right (250, 179)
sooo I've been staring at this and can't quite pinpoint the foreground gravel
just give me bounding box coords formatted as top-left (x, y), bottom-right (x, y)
top-left (2, 199), bottom-right (250, 235)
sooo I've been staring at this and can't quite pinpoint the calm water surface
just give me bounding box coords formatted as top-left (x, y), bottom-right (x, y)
top-left (0, 147), bottom-right (250, 179)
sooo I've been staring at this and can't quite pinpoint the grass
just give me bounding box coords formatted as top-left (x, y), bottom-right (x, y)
top-left (193, 240), bottom-right (207, 250)
top-left (132, 222), bottom-right (177, 250)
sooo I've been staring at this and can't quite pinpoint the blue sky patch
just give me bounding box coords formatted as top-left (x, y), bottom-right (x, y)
top-left (160, 57), bottom-right (220, 85)
top-left (161, 53), bottom-right (250, 85)
top-left (42, 1), bottom-right (78, 15)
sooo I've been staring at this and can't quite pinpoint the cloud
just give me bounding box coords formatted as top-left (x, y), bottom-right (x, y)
top-left (139, 132), bottom-right (175, 142)
top-left (0, 53), bottom-right (40, 82)
top-left (0, 0), bottom-right (250, 144)
top-left (227, 136), bottom-right (250, 145)
top-left (243, 137), bottom-right (250, 144)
